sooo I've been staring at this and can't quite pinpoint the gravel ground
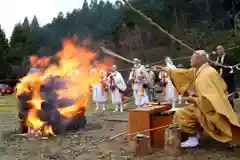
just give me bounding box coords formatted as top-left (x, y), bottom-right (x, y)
top-left (0, 95), bottom-right (240, 159)
top-left (0, 111), bottom-right (240, 160)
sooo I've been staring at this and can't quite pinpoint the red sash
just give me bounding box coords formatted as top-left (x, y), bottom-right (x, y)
top-left (109, 75), bottom-right (115, 91)
top-left (122, 96), bottom-right (124, 104)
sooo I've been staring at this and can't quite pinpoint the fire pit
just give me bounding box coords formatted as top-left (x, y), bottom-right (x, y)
top-left (18, 76), bottom-right (87, 136)
top-left (16, 38), bottom-right (107, 137)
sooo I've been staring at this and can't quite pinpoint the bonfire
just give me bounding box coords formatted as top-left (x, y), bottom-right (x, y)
top-left (16, 37), bottom-right (110, 137)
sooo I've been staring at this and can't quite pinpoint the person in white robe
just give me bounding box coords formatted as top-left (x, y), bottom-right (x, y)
top-left (160, 57), bottom-right (177, 108)
top-left (91, 62), bottom-right (107, 111)
top-left (108, 65), bottom-right (126, 112)
top-left (128, 58), bottom-right (149, 107)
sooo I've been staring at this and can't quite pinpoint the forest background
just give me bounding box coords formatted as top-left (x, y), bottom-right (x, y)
top-left (0, 0), bottom-right (240, 81)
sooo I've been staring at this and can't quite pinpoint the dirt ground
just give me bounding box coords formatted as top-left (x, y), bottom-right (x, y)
top-left (0, 95), bottom-right (240, 160)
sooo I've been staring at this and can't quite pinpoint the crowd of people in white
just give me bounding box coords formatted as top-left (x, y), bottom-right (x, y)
top-left (90, 57), bottom-right (180, 112)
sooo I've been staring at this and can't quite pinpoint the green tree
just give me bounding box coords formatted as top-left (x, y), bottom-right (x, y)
top-left (7, 0), bottom-right (240, 71)
top-left (0, 25), bottom-right (10, 78)
top-left (22, 17), bottom-right (30, 32)
top-left (9, 23), bottom-right (28, 65)
top-left (28, 15), bottom-right (42, 54)
top-left (30, 15), bottom-right (40, 31)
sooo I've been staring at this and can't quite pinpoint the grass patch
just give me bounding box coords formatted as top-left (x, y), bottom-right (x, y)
top-left (0, 94), bottom-right (134, 114)
top-left (0, 106), bottom-right (15, 112)
top-left (0, 95), bottom-right (17, 113)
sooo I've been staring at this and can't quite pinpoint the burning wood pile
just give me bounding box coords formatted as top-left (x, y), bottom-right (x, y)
top-left (16, 37), bottom-right (110, 137)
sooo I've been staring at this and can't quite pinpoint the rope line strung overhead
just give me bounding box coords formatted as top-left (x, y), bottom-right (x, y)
top-left (121, 0), bottom-right (240, 70)
top-left (118, 45), bottom-right (240, 72)
top-left (150, 45), bottom-right (240, 66)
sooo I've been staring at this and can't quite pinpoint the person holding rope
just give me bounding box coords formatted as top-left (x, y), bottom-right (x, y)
top-left (128, 58), bottom-right (149, 107)
top-left (152, 50), bottom-right (240, 148)
top-left (213, 45), bottom-right (238, 109)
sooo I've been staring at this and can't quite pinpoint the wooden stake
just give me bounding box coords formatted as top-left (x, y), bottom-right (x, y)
top-left (164, 126), bottom-right (181, 156)
top-left (134, 135), bottom-right (152, 156)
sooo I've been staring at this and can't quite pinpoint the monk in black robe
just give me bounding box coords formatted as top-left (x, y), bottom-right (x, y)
top-left (214, 45), bottom-right (238, 108)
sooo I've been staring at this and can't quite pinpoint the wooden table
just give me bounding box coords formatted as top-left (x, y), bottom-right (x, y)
top-left (128, 104), bottom-right (173, 149)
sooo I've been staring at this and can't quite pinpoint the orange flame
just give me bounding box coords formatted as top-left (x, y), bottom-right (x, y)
top-left (16, 37), bottom-right (111, 135)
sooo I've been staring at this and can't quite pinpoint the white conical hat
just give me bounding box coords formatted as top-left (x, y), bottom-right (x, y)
top-left (145, 64), bottom-right (150, 68)
top-left (133, 58), bottom-right (141, 63)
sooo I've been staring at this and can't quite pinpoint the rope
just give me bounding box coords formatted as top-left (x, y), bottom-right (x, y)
top-left (226, 45), bottom-right (240, 51)
top-left (122, 0), bottom-right (194, 51)
top-left (150, 45), bottom-right (240, 66)
top-left (122, 0), bottom-right (240, 70)
top-left (108, 124), bottom-right (171, 141)
top-left (118, 48), bottom-right (240, 72)
top-left (149, 55), bottom-right (191, 66)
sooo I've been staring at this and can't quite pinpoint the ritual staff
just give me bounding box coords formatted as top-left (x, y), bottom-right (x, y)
top-left (90, 62), bottom-right (107, 111)
top-left (145, 64), bottom-right (156, 101)
top-left (108, 65), bottom-right (126, 112)
top-left (153, 50), bottom-right (240, 148)
top-left (214, 45), bottom-right (237, 109)
top-left (128, 58), bottom-right (149, 107)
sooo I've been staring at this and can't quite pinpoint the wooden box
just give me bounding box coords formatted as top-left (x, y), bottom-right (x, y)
top-left (128, 104), bottom-right (172, 149)
top-left (151, 111), bottom-right (174, 148)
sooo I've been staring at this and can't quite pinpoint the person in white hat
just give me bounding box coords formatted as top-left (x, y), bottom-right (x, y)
top-left (107, 65), bottom-right (126, 112)
top-left (90, 61), bottom-right (107, 111)
top-left (128, 58), bottom-right (149, 107)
